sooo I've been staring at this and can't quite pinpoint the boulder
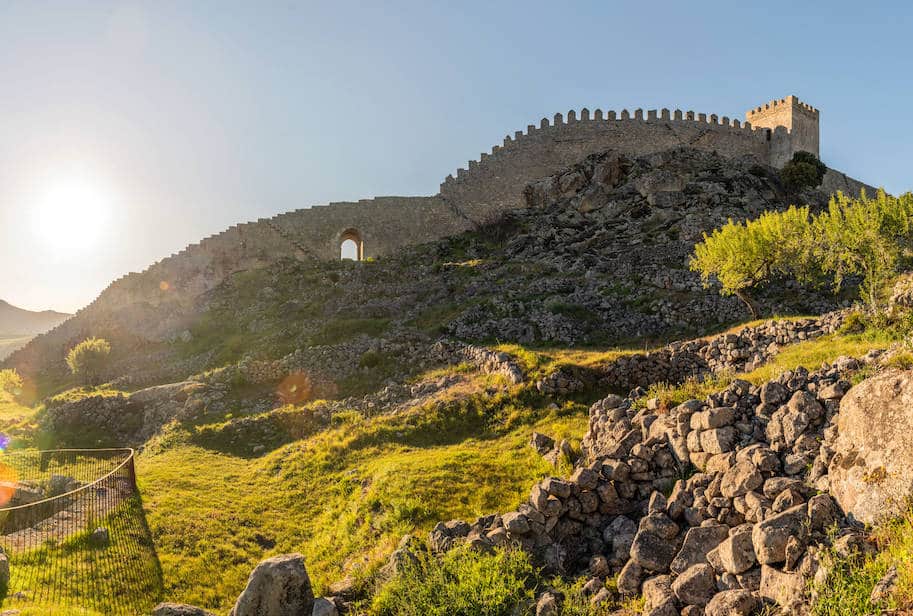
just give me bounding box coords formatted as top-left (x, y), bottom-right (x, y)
top-left (312, 598), bottom-right (338, 616)
top-left (829, 369), bottom-right (913, 525)
top-left (630, 530), bottom-right (677, 572)
top-left (670, 524), bottom-right (729, 574)
top-left (152, 604), bottom-right (217, 616)
top-left (703, 589), bottom-right (760, 616)
top-left (671, 563), bottom-right (716, 606)
top-left (752, 504), bottom-right (808, 565)
top-left (720, 461), bottom-right (763, 499)
top-left (759, 564), bottom-right (806, 608)
top-left (716, 525), bottom-right (756, 574)
top-left (230, 554), bottom-right (314, 616)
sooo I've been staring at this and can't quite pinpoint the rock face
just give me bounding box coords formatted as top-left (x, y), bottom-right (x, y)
top-left (230, 554), bottom-right (314, 616)
top-left (829, 369), bottom-right (913, 525)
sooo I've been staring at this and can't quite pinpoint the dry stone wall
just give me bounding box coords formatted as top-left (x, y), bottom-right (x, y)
top-left (421, 351), bottom-right (886, 614)
top-left (535, 313), bottom-right (846, 397)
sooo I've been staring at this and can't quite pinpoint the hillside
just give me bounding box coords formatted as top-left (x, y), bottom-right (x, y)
top-left (0, 299), bottom-right (69, 336)
top-left (4, 148), bottom-right (849, 395)
top-left (0, 299), bottom-right (70, 361)
top-left (5, 146), bottom-right (913, 616)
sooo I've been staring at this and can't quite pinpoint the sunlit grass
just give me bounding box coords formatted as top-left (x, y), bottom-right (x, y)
top-left (812, 509), bottom-right (913, 614)
top-left (138, 389), bottom-right (588, 612)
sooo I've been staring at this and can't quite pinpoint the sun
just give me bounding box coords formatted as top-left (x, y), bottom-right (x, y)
top-left (31, 176), bottom-right (112, 253)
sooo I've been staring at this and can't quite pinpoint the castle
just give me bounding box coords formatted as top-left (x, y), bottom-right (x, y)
top-left (8, 95), bottom-right (875, 344)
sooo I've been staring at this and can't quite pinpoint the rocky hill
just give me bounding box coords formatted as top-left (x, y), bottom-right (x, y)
top-left (0, 300), bottom-right (70, 361)
top-left (0, 299), bottom-right (69, 337)
top-left (5, 147), bottom-right (849, 393)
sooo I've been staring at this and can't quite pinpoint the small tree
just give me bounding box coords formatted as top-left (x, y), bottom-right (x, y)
top-left (66, 338), bottom-right (111, 386)
top-left (0, 369), bottom-right (22, 397)
top-left (689, 205), bottom-right (812, 317)
top-left (813, 191), bottom-right (912, 310)
top-left (780, 151), bottom-right (827, 191)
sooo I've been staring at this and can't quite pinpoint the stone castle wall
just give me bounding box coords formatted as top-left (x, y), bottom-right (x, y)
top-left (4, 97), bottom-right (876, 362)
top-left (439, 107), bottom-right (772, 213)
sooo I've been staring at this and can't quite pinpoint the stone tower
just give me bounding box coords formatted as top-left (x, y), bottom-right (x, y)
top-left (745, 95), bottom-right (819, 167)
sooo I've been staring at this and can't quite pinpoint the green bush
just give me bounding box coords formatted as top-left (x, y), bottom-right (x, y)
top-left (781, 151), bottom-right (827, 190)
top-left (371, 547), bottom-right (537, 616)
top-left (0, 369), bottom-right (22, 396)
top-left (66, 337), bottom-right (111, 386)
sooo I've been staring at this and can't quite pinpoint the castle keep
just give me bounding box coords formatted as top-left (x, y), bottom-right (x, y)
top-left (44, 95), bottom-right (873, 333)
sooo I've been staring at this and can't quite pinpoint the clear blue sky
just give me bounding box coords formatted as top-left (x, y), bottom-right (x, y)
top-left (1, 0), bottom-right (910, 312)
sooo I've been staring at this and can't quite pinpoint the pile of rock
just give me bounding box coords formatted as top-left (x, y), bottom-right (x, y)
top-left (537, 312), bottom-right (846, 397)
top-left (425, 350), bottom-right (892, 614)
top-left (696, 313), bottom-right (844, 374)
top-left (432, 340), bottom-right (525, 384)
top-left (534, 367), bottom-right (587, 396)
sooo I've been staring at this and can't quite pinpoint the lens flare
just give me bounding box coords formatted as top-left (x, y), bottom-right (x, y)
top-left (0, 460), bottom-right (19, 507)
top-left (277, 372), bottom-right (313, 405)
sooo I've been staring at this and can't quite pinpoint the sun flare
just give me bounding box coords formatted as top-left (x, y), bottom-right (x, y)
top-left (31, 176), bottom-right (112, 253)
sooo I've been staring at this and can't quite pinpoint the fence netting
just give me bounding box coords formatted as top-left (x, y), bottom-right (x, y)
top-left (0, 448), bottom-right (162, 614)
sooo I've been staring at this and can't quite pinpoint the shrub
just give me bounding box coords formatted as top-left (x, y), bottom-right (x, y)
top-left (371, 546), bottom-right (537, 616)
top-left (0, 369), bottom-right (22, 396)
top-left (689, 205), bottom-right (813, 316)
top-left (781, 151), bottom-right (827, 190)
top-left (66, 338), bottom-right (112, 385)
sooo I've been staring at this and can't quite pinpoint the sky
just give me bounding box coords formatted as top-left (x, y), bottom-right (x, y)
top-left (0, 0), bottom-right (911, 313)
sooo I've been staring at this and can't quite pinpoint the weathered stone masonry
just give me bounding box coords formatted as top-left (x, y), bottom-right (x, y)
top-left (20, 96), bottom-right (873, 337)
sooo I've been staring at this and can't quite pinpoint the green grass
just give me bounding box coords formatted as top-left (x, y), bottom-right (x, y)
top-left (637, 330), bottom-right (894, 410)
top-left (812, 510), bottom-right (913, 614)
top-left (1, 495), bottom-right (162, 614)
top-left (137, 385), bottom-right (588, 612)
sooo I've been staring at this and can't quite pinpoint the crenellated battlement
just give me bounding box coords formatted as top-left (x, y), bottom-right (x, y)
top-left (747, 95), bottom-right (819, 118)
top-left (441, 107), bottom-right (766, 193)
top-left (2, 93), bottom-right (867, 368)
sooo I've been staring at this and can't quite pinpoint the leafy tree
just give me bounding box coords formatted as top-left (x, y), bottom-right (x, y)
top-left (689, 205), bottom-right (812, 317)
top-left (0, 369), bottom-right (22, 397)
top-left (693, 190), bottom-right (913, 315)
top-left (66, 337), bottom-right (111, 385)
top-left (781, 151), bottom-right (827, 191)
top-left (813, 190), bottom-right (913, 309)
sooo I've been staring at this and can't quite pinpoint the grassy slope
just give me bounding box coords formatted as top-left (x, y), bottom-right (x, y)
top-left (134, 322), bottom-right (906, 613)
top-left (137, 375), bottom-right (589, 612)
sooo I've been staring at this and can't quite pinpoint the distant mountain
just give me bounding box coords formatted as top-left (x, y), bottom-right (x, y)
top-left (0, 300), bottom-right (70, 337)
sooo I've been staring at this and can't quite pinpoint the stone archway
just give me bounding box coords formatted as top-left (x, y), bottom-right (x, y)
top-left (339, 228), bottom-right (364, 261)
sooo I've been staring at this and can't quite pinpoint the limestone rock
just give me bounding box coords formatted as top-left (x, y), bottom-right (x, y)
top-left (670, 524), bottom-right (729, 574)
top-left (671, 563), bottom-right (716, 606)
top-left (630, 530), bottom-right (677, 573)
top-left (717, 525), bottom-right (756, 574)
top-left (829, 369), bottom-right (913, 525)
top-left (752, 504), bottom-right (808, 565)
top-left (720, 461), bottom-right (763, 499)
top-left (230, 553), bottom-right (314, 616)
top-left (703, 589), bottom-right (760, 616)
top-left (312, 598), bottom-right (338, 616)
top-left (759, 564), bottom-right (806, 608)
top-left (153, 604), bottom-right (217, 616)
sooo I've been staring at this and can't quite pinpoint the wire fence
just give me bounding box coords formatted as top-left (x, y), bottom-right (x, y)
top-left (0, 448), bottom-right (162, 614)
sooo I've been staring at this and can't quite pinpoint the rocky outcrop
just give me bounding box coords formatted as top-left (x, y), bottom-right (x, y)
top-left (229, 553), bottom-right (314, 616)
top-left (422, 350), bottom-right (889, 614)
top-left (828, 369), bottom-right (913, 525)
top-left (536, 312), bottom-right (845, 397)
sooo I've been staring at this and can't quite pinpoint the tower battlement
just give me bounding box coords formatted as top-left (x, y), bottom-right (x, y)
top-left (745, 95), bottom-right (820, 166)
